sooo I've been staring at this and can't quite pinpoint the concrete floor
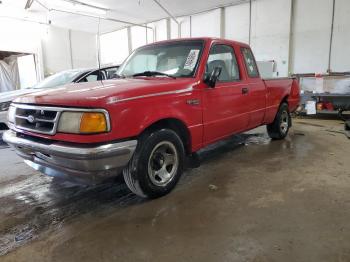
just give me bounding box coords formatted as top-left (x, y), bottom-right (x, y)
top-left (0, 118), bottom-right (349, 262)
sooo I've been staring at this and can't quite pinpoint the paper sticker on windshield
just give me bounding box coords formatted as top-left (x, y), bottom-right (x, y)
top-left (184, 49), bottom-right (200, 71)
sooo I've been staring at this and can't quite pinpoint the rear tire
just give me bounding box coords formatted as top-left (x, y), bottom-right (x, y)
top-left (123, 129), bottom-right (185, 198)
top-left (267, 102), bottom-right (290, 140)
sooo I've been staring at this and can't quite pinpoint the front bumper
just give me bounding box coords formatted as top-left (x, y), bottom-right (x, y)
top-left (3, 130), bottom-right (137, 183)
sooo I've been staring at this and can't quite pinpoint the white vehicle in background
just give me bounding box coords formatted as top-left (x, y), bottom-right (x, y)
top-left (0, 65), bottom-right (119, 136)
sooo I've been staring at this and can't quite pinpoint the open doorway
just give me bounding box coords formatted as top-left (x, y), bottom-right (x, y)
top-left (0, 51), bottom-right (38, 93)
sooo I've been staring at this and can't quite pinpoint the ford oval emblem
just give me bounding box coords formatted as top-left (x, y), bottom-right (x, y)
top-left (27, 115), bottom-right (35, 124)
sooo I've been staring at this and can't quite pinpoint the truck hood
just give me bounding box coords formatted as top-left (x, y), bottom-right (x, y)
top-left (0, 88), bottom-right (41, 103)
top-left (13, 78), bottom-right (198, 107)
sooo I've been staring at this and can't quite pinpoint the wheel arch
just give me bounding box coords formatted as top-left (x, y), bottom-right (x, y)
top-left (141, 118), bottom-right (192, 155)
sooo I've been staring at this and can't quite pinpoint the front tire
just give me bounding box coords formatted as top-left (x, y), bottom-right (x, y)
top-left (123, 129), bottom-right (185, 198)
top-left (267, 102), bottom-right (291, 140)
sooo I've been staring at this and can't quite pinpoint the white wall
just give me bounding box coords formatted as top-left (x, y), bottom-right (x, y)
top-left (291, 0), bottom-right (333, 74)
top-left (100, 28), bottom-right (129, 66)
top-left (179, 16), bottom-right (191, 38)
top-left (0, 18), bottom-right (44, 81)
top-left (250, 0), bottom-right (291, 77)
top-left (131, 26), bottom-right (148, 50)
top-left (170, 19), bottom-right (180, 39)
top-left (42, 26), bottom-right (97, 75)
top-left (99, 0), bottom-right (350, 76)
top-left (41, 27), bottom-right (71, 74)
top-left (331, 0), bottom-right (350, 72)
top-left (191, 9), bottom-right (221, 38)
top-left (154, 19), bottom-right (168, 41)
top-left (225, 3), bottom-right (250, 43)
top-left (70, 30), bottom-right (97, 69)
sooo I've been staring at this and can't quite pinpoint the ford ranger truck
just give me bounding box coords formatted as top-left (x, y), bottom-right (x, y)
top-left (4, 38), bottom-right (300, 198)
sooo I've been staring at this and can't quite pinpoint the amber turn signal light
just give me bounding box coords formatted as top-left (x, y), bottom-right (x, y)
top-left (79, 112), bottom-right (107, 133)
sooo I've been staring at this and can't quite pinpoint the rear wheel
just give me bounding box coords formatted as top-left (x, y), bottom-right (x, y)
top-left (267, 102), bottom-right (290, 140)
top-left (123, 129), bottom-right (185, 198)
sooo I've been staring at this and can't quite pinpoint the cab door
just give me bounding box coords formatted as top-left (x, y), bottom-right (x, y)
top-left (240, 47), bottom-right (266, 128)
top-left (202, 44), bottom-right (250, 145)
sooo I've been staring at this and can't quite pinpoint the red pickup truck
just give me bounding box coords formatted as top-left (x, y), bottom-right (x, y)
top-left (4, 38), bottom-right (300, 198)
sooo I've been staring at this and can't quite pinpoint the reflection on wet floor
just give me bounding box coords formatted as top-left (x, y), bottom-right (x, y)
top-left (1, 119), bottom-right (349, 262)
top-left (1, 119), bottom-right (342, 258)
top-left (0, 167), bottom-right (143, 256)
top-left (0, 131), bottom-right (271, 256)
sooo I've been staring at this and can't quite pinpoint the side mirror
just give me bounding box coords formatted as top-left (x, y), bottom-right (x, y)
top-left (205, 66), bottom-right (222, 88)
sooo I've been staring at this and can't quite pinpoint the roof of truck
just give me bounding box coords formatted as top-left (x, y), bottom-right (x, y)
top-left (141, 37), bottom-right (251, 49)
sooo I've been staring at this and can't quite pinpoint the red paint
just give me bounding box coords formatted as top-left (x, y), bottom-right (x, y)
top-left (13, 38), bottom-right (300, 152)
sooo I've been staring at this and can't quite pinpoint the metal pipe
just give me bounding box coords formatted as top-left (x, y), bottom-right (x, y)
top-left (0, 15), bottom-right (49, 25)
top-left (50, 8), bottom-right (152, 29)
top-left (59, 0), bottom-right (108, 12)
top-left (287, 0), bottom-right (295, 76)
top-left (248, 0), bottom-right (252, 45)
top-left (33, 0), bottom-right (153, 30)
top-left (220, 7), bottom-right (225, 38)
top-left (35, 0), bottom-right (49, 11)
top-left (328, 0), bottom-right (336, 72)
top-left (24, 0), bottom-right (34, 9)
top-left (68, 29), bottom-right (74, 69)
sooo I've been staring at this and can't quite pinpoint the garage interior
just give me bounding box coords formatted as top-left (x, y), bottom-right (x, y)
top-left (0, 0), bottom-right (349, 261)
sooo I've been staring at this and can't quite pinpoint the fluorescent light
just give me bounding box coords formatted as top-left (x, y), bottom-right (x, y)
top-left (49, 0), bottom-right (107, 16)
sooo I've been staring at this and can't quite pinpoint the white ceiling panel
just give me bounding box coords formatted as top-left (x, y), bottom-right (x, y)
top-left (0, 0), bottom-right (247, 33)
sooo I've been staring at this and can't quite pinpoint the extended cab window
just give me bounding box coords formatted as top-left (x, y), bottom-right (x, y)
top-left (241, 47), bottom-right (259, 78)
top-left (206, 44), bottom-right (240, 82)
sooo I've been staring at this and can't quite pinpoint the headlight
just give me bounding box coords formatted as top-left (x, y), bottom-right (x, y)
top-left (57, 111), bottom-right (109, 134)
top-left (0, 101), bottom-right (12, 112)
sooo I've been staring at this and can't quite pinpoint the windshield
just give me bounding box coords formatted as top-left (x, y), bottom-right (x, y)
top-left (117, 40), bottom-right (204, 78)
top-left (31, 70), bottom-right (84, 89)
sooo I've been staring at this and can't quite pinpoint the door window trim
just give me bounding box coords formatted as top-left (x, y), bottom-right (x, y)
top-left (204, 43), bottom-right (241, 83)
top-left (240, 47), bottom-right (260, 78)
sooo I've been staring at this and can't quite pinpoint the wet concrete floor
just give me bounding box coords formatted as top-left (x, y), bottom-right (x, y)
top-left (0, 118), bottom-right (350, 261)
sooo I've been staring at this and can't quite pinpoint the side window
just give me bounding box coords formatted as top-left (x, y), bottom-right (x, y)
top-left (206, 44), bottom-right (240, 82)
top-left (85, 74), bottom-right (98, 82)
top-left (241, 47), bottom-right (259, 78)
top-left (79, 71), bottom-right (103, 82)
top-left (105, 67), bottom-right (119, 79)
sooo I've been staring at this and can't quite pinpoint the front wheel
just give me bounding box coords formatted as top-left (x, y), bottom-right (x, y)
top-left (267, 103), bottom-right (291, 140)
top-left (123, 129), bottom-right (185, 198)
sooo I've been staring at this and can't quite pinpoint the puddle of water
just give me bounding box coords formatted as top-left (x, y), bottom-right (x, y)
top-left (244, 134), bottom-right (271, 146)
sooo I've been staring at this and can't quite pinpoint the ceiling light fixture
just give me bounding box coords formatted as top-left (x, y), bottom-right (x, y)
top-left (49, 0), bottom-right (108, 16)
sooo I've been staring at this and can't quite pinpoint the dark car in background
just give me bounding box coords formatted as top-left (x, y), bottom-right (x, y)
top-left (0, 65), bottom-right (119, 135)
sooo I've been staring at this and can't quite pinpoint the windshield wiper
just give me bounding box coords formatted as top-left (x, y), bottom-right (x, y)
top-left (132, 71), bottom-right (176, 79)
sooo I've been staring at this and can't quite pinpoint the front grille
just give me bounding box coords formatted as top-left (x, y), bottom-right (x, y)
top-left (8, 104), bottom-right (110, 135)
top-left (10, 104), bottom-right (61, 135)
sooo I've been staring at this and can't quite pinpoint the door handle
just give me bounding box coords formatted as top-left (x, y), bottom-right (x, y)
top-left (242, 87), bottom-right (249, 94)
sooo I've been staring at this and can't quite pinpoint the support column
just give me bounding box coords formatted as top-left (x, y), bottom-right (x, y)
top-left (287, 0), bottom-right (295, 76)
top-left (328, 0), bottom-right (336, 72)
top-left (166, 18), bottom-right (171, 40)
top-left (220, 7), bottom-right (225, 38)
top-left (127, 27), bottom-right (132, 54)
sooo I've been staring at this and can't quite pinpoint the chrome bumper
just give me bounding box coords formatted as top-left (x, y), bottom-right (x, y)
top-left (3, 130), bottom-right (137, 183)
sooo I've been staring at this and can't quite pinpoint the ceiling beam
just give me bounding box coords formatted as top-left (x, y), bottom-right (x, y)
top-left (32, 0), bottom-right (153, 30)
top-left (24, 0), bottom-right (34, 9)
top-left (50, 8), bottom-right (153, 30)
top-left (60, 0), bottom-right (108, 12)
top-left (153, 0), bottom-right (179, 25)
